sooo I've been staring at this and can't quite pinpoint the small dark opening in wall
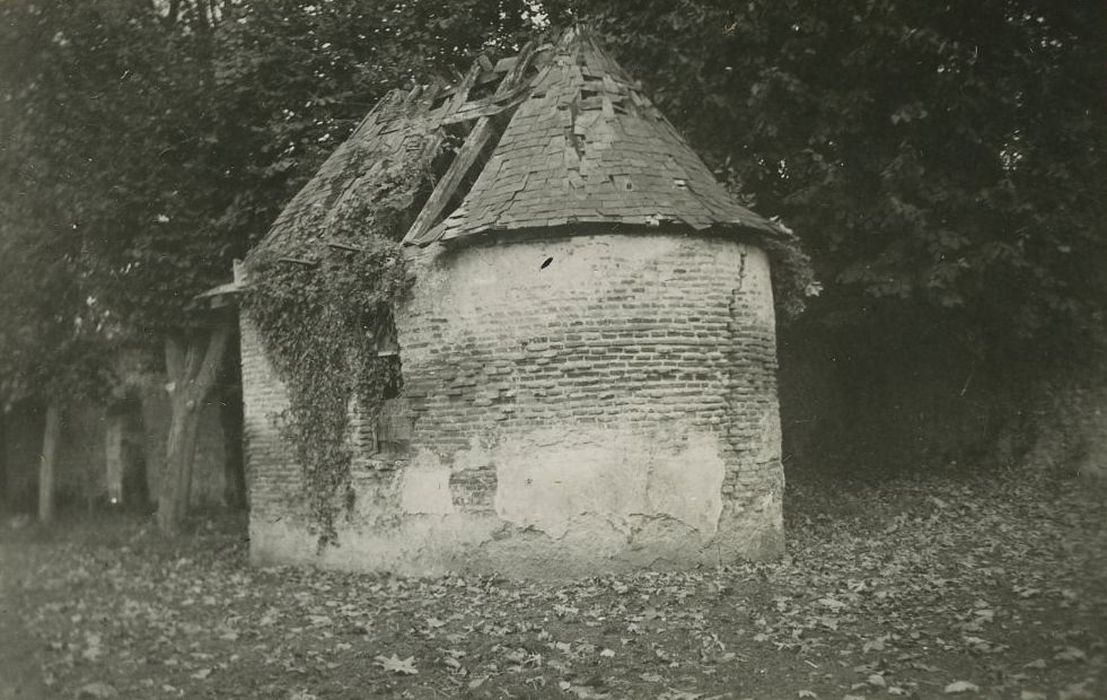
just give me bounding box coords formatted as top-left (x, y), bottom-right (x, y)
top-left (371, 309), bottom-right (404, 400)
top-left (540, 256), bottom-right (554, 270)
top-left (382, 356), bottom-right (403, 399)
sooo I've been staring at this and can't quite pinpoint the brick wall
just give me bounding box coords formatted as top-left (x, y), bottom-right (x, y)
top-left (244, 228), bottom-right (783, 576)
top-left (240, 317), bottom-right (301, 522)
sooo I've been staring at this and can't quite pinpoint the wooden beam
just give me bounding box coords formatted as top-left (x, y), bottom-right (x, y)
top-left (278, 257), bottom-right (319, 268)
top-left (442, 56), bottom-right (487, 119)
top-left (402, 42), bottom-right (538, 247)
top-left (325, 241), bottom-right (363, 253)
top-left (439, 83), bottom-right (533, 126)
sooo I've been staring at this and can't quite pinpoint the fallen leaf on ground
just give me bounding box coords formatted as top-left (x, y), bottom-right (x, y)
top-left (76, 682), bottom-right (118, 699)
top-left (375, 654), bottom-right (418, 675)
top-left (944, 680), bottom-right (980, 694)
top-left (1055, 647), bottom-right (1087, 663)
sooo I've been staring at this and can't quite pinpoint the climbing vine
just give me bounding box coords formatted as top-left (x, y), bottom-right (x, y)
top-left (761, 218), bottom-right (819, 322)
top-left (241, 131), bottom-right (436, 547)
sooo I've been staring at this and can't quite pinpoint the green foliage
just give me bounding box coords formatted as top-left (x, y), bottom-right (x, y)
top-left (240, 138), bottom-right (437, 544)
top-left (4, 0), bottom-right (1103, 477)
top-left (244, 244), bottom-right (410, 546)
top-left (0, 0), bottom-right (532, 403)
top-left (0, 1), bottom-right (130, 403)
top-left (208, 0), bottom-right (538, 262)
top-left (758, 220), bottom-right (819, 321)
top-left (0, 0), bottom-right (232, 348)
top-left (0, 0), bottom-right (534, 343)
top-left (568, 0), bottom-right (1106, 358)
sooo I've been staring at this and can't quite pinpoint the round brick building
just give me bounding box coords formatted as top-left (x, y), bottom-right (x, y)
top-left (241, 29), bottom-right (786, 577)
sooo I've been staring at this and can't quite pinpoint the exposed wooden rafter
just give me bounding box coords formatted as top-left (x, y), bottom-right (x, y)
top-left (401, 42), bottom-right (539, 247)
top-left (439, 83), bottom-right (533, 126)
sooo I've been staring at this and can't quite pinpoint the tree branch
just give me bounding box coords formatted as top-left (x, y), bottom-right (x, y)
top-left (165, 0), bottom-right (181, 27)
top-left (184, 333), bottom-right (206, 382)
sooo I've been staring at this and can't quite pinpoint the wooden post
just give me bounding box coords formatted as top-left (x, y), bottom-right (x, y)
top-left (157, 322), bottom-right (233, 534)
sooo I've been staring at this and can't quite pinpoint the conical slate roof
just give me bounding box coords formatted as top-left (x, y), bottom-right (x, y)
top-left (248, 28), bottom-right (778, 267)
top-left (419, 29), bottom-right (775, 245)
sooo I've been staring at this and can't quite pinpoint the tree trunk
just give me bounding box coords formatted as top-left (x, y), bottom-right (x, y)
top-left (105, 408), bottom-right (126, 505)
top-left (0, 408), bottom-right (7, 512)
top-left (220, 387), bottom-right (246, 510)
top-left (38, 402), bottom-right (61, 522)
top-left (159, 391), bottom-right (204, 531)
top-left (157, 323), bottom-right (232, 534)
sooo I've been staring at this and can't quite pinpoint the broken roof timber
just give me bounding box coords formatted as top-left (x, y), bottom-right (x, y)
top-left (249, 27), bottom-right (780, 266)
top-left (426, 28), bottom-right (778, 245)
top-left (439, 83), bottom-right (533, 126)
top-left (401, 41), bottom-right (539, 246)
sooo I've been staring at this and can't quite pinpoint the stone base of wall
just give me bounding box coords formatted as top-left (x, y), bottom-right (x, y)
top-left (249, 493), bottom-right (782, 579)
top-left (246, 410), bottom-right (784, 579)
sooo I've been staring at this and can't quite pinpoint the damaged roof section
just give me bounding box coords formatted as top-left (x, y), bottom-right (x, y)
top-left (251, 26), bottom-right (778, 264)
top-left (412, 28), bottom-right (776, 245)
top-left (252, 85), bottom-right (443, 264)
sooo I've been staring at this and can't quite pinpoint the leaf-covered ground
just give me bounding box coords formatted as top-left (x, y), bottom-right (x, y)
top-left (1, 471), bottom-right (1105, 699)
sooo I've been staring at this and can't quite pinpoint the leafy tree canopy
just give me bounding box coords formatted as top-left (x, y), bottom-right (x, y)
top-left (564, 0), bottom-right (1106, 359)
top-left (2, 0), bottom-right (1103, 404)
top-left (0, 0), bottom-right (536, 344)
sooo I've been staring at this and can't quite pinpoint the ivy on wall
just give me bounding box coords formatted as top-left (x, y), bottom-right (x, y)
top-left (761, 220), bottom-right (819, 322)
top-left (241, 139), bottom-right (435, 547)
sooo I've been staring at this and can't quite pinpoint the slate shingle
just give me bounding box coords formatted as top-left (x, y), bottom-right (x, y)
top-left (431, 30), bottom-right (774, 244)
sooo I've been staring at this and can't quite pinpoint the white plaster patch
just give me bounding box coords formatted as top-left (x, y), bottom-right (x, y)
top-left (756, 407), bottom-right (783, 464)
top-left (399, 457), bottom-right (455, 515)
top-left (492, 426), bottom-right (724, 539)
top-left (643, 440), bottom-right (725, 535)
top-left (742, 247), bottom-right (776, 329)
